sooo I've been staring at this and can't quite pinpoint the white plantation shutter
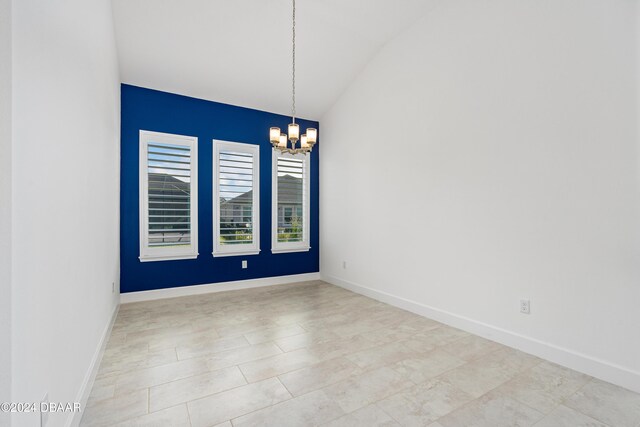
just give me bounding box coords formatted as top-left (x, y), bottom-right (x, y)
top-left (276, 157), bottom-right (304, 242)
top-left (140, 131), bottom-right (198, 261)
top-left (272, 151), bottom-right (310, 253)
top-left (147, 143), bottom-right (192, 247)
top-left (219, 152), bottom-right (254, 244)
top-left (213, 140), bottom-right (260, 257)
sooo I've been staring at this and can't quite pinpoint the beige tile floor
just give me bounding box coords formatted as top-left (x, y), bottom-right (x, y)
top-left (81, 281), bottom-right (640, 427)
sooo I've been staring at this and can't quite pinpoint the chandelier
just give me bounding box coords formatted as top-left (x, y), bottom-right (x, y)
top-left (269, 0), bottom-right (317, 155)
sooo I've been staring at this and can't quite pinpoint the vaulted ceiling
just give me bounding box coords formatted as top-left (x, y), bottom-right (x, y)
top-left (112, 0), bottom-right (436, 119)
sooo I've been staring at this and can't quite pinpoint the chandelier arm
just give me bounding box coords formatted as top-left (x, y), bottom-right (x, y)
top-left (273, 146), bottom-right (310, 155)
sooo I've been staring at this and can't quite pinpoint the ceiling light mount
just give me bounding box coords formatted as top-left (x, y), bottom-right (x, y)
top-left (269, 0), bottom-right (316, 155)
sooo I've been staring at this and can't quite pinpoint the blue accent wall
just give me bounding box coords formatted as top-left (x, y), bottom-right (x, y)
top-left (120, 84), bottom-right (320, 293)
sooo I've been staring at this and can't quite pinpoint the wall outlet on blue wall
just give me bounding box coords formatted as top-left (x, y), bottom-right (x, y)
top-left (242, 260), bottom-right (248, 269)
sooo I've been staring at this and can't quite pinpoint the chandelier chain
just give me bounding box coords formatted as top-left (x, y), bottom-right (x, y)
top-left (292, 0), bottom-right (296, 122)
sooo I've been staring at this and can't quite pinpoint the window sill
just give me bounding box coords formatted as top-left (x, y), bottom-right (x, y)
top-left (139, 253), bottom-right (199, 262)
top-left (212, 250), bottom-right (261, 258)
top-left (271, 246), bottom-right (311, 254)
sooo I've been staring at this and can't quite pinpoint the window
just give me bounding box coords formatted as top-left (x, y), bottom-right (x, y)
top-left (139, 130), bottom-right (198, 262)
top-left (272, 151), bottom-right (310, 253)
top-left (213, 140), bottom-right (260, 257)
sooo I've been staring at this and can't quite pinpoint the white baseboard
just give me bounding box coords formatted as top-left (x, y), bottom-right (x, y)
top-left (68, 302), bottom-right (119, 427)
top-left (121, 272), bottom-right (322, 304)
top-left (322, 274), bottom-right (640, 394)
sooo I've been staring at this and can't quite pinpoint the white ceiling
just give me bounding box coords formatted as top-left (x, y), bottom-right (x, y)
top-left (111, 0), bottom-right (436, 119)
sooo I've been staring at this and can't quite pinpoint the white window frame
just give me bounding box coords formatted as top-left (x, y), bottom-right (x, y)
top-left (139, 130), bottom-right (199, 262)
top-left (271, 150), bottom-right (311, 254)
top-left (213, 140), bottom-right (260, 257)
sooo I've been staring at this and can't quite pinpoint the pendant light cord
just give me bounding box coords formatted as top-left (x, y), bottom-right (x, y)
top-left (292, 0), bottom-right (296, 123)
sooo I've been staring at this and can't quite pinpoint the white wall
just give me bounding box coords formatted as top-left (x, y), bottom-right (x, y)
top-left (321, 0), bottom-right (640, 392)
top-left (0, 0), bottom-right (13, 425)
top-left (11, 0), bottom-right (121, 425)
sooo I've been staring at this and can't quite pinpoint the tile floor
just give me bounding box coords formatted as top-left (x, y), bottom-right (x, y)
top-left (81, 281), bottom-right (640, 427)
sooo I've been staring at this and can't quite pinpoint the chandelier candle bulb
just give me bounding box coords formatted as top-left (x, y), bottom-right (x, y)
top-left (270, 127), bottom-right (281, 144)
top-left (306, 128), bottom-right (317, 144)
top-left (288, 123), bottom-right (300, 141)
top-left (300, 134), bottom-right (308, 148)
top-left (279, 133), bottom-right (288, 148)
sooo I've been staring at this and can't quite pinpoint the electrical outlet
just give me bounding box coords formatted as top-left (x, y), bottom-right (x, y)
top-left (342, 261), bottom-right (347, 269)
top-left (41, 392), bottom-right (49, 427)
top-left (242, 260), bottom-right (247, 269)
top-left (520, 299), bottom-right (531, 314)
